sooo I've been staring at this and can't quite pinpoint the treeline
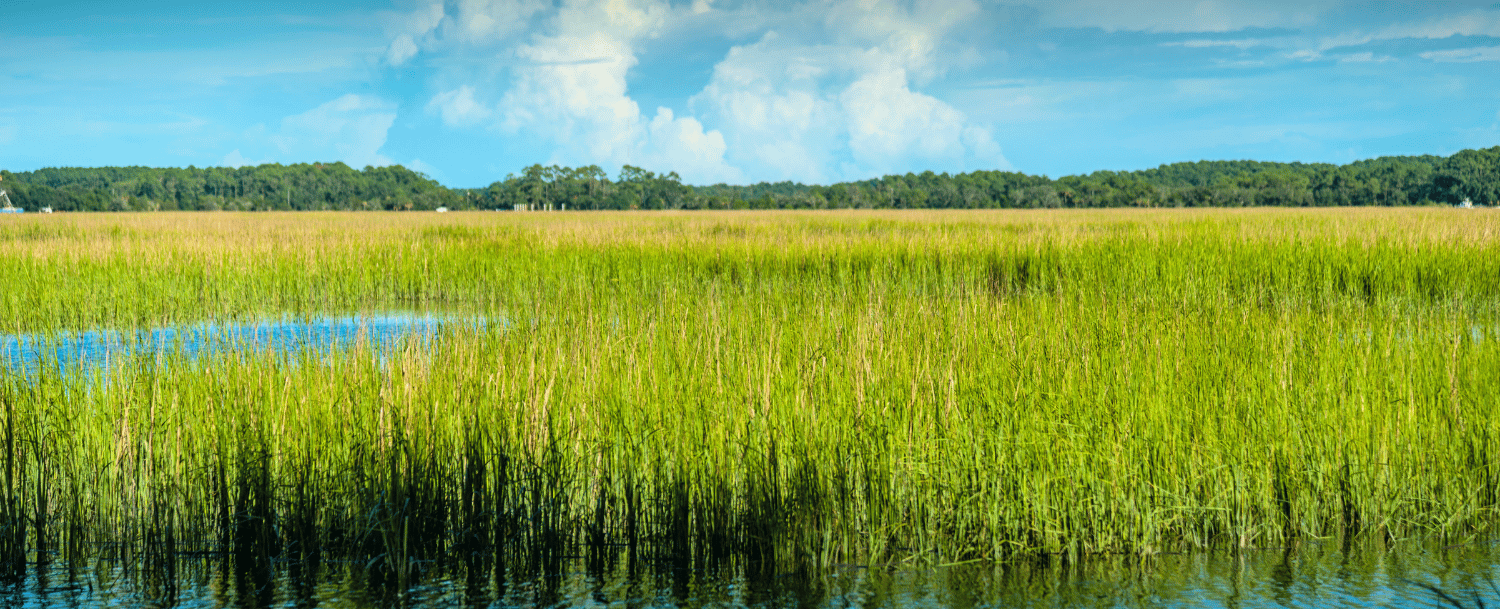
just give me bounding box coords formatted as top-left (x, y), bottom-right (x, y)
top-left (0, 163), bottom-right (460, 212)
top-left (686, 148), bottom-right (1499, 209)
top-left (4, 147), bottom-right (1499, 212)
top-left (467, 164), bottom-right (693, 211)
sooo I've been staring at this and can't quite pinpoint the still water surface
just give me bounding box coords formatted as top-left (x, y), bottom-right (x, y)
top-left (1, 540), bottom-right (1497, 608)
top-left (0, 314), bottom-right (477, 375)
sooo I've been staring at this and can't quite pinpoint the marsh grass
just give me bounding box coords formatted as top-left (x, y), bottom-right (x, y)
top-left (0, 209), bottom-right (1497, 581)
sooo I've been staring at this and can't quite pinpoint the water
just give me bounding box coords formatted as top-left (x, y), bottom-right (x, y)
top-left (0, 314), bottom-right (479, 377)
top-left (1, 540), bottom-right (1498, 607)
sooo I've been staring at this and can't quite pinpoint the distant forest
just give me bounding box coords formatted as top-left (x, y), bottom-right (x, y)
top-left (3, 146), bottom-right (1499, 212)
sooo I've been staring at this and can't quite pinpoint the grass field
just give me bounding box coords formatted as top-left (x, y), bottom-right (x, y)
top-left (0, 209), bottom-right (1497, 576)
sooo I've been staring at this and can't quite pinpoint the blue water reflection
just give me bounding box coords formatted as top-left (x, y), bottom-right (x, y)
top-left (0, 314), bottom-right (480, 376)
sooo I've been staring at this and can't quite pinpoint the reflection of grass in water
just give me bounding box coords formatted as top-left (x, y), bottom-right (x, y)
top-left (1411, 576), bottom-right (1500, 609)
top-left (0, 209), bottom-right (1497, 582)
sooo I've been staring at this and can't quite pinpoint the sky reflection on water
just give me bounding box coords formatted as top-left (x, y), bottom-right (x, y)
top-left (0, 314), bottom-right (482, 377)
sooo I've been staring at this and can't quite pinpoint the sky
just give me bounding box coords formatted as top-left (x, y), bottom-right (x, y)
top-left (1, 1), bottom-right (1499, 187)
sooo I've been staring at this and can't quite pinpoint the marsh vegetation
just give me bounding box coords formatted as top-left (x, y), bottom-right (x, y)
top-left (0, 209), bottom-right (1496, 601)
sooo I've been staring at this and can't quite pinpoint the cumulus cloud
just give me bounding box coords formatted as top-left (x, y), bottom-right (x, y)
top-left (436, 0), bottom-right (744, 183)
top-left (269, 94), bottom-right (397, 168)
top-left (641, 108), bottom-right (743, 183)
top-left (500, 27), bottom-right (649, 162)
top-left (383, 1), bottom-right (445, 65)
top-left (428, 85), bottom-right (493, 126)
top-left (451, 0), bottom-right (551, 43)
top-left (382, 0), bottom-right (554, 66)
top-left (686, 35), bottom-right (846, 182)
top-left (387, 34), bottom-right (420, 65)
top-left (393, 0), bottom-right (1008, 183)
top-left (689, 0), bottom-right (1009, 181)
top-left (841, 69), bottom-right (974, 170)
top-left (825, 0), bottom-right (980, 80)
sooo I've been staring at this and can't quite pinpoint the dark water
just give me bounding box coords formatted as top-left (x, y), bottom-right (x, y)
top-left (2, 540), bottom-right (1498, 607)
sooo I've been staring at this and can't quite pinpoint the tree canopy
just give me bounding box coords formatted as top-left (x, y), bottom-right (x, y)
top-left (0, 163), bottom-right (459, 212)
top-left (3, 147), bottom-right (1498, 212)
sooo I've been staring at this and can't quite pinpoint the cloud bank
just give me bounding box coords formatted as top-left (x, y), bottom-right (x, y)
top-left (402, 0), bottom-right (1009, 184)
top-left (11, 0), bottom-right (1500, 187)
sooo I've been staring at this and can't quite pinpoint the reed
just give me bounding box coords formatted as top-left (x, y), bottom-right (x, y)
top-left (0, 208), bottom-right (1497, 577)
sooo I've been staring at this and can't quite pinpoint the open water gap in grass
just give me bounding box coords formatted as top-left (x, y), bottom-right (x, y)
top-left (0, 314), bottom-right (488, 377)
top-left (2, 539), bottom-right (1499, 608)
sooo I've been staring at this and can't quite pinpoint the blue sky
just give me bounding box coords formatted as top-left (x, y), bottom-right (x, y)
top-left (2, 0), bottom-right (1499, 187)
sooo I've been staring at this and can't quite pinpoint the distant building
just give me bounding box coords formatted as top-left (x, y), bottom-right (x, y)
top-left (435, 207), bottom-right (449, 213)
top-left (1460, 198), bottom-right (1474, 209)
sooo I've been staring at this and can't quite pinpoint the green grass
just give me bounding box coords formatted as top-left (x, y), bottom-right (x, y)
top-left (0, 209), bottom-right (1497, 576)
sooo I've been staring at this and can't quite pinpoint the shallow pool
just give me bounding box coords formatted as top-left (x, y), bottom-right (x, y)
top-left (0, 314), bottom-right (481, 376)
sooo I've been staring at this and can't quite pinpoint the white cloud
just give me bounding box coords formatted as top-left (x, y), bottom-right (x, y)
top-left (690, 0), bottom-right (1010, 181)
top-left (1317, 8), bottom-right (1500, 51)
top-left (387, 34), bottom-right (421, 66)
top-left (269, 94), bottom-right (397, 168)
top-left (407, 158), bottom-right (440, 177)
top-left (484, 0), bottom-right (742, 183)
top-left (841, 68), bottom-right (978, 171)
top-left (1164, 38), bottom-right (1272, 50)
top-left (381, 0), bottom-right (445, 65)
top-left (1375, 8), bottom-right (1500, 41)
top-left (689, 35), bottom-right (847, 182)
top-left (642, 108), bottom-right (743, 183)
top-left (1028, 0), bottom-right (1334, 33)
top-left (1211, 58), bottom-right (1266, 68)
top-left (1420, 46), bottom-right (1500, 62)
top-left (221, 149), bottom-right (257, 168)
top-left (389, 0), bottom-right (1006, 183)
top-left (500, 29), bottom-right (645, 161)
top-left (382, 0), bottom-right (554, 63)
top-left (451, 0), bottom-right (550, 43)
top-left (428, 85), bottom-right (493, 126)
top-left (1340, 51), bottom-right (1394, 63)
top-left (824, 0), bottom-right (981, 81)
